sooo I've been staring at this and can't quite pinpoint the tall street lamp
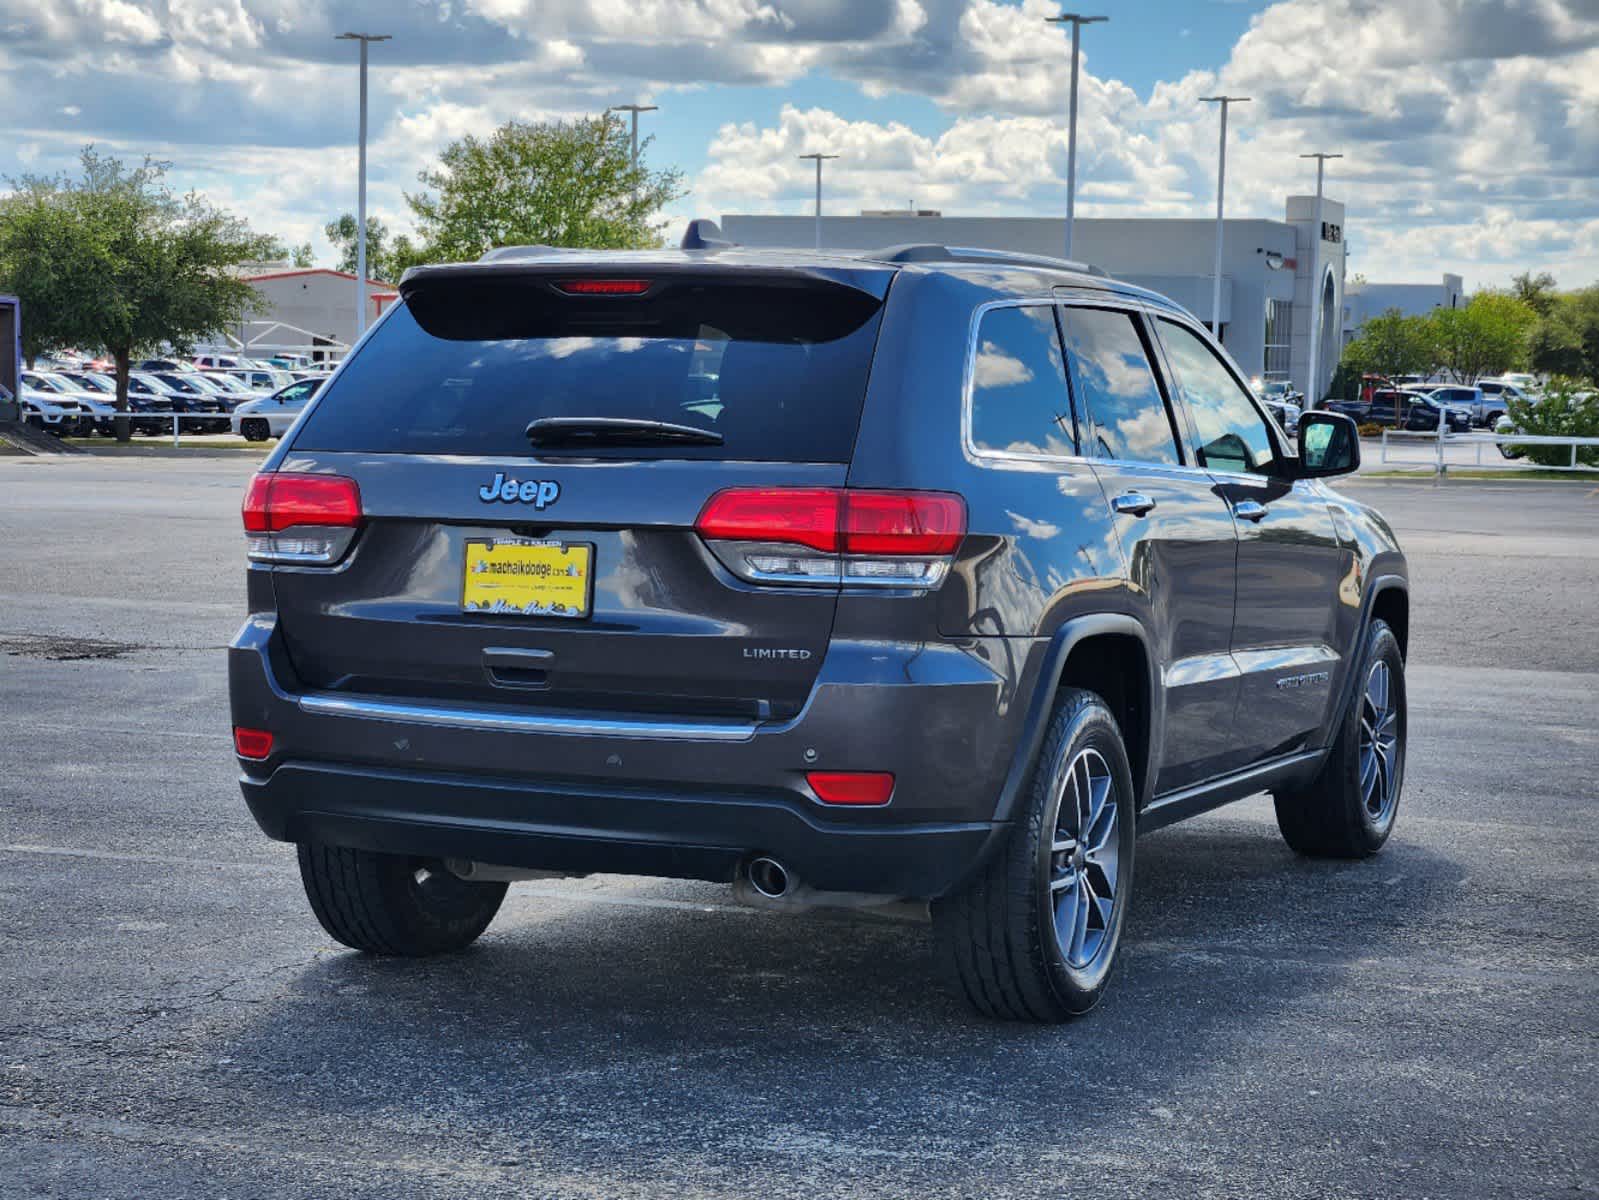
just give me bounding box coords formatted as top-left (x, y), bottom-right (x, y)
top-left (798, 153), bottom-right (839, 250)
top-left (1200, 95), bottom-right (1250, 339)
top-left (335, 32), bottom-right (390, 340)
top-left (1045, 12), bottom-right (1107, 261)
top-left (605, 103), bottom-right (659, 188)
top-left (1301, 151), bottom-right (1343, 404)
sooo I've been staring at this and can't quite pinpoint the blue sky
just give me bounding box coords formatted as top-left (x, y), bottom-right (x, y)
top-left (1, 0), bottom-right (1595, 288)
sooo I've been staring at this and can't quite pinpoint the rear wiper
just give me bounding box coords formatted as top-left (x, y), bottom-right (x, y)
top-left (525, 416), bottom-right (723, 447)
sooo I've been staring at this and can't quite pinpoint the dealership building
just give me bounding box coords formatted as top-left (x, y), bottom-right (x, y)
top-left (722, 196), bottom-right (1348, 401)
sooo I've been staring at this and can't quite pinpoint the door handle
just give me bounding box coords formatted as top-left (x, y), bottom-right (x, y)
top-left (1110, 492), bottom-right (1157, 517)
top-left (1233, 500), bottom-right (1268, 523)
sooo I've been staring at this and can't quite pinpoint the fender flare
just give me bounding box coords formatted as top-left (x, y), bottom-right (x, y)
top-left (989, 613), bottom-right (1160, 828)
top-left (1325, 572), bottom-right (1409, 739)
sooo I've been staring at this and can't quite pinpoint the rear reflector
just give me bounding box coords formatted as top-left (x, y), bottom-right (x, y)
top-left (233, 726), bottom-right (274, 760)
top-left (555, 279), bottom-right (652, 296)
top-left (695, 488), bottom-right (965, 556)
top-left (807, 771), bottom-right (895, 806)
top-left (243, 473), bottom-right (362, 533)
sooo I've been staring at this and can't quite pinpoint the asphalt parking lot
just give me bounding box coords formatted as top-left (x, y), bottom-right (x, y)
top-left (2, 456), bottom-right (1595, 1199)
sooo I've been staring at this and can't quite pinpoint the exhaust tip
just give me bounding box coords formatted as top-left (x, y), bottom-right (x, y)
top-left (747, 856), bottom-right (790, 899)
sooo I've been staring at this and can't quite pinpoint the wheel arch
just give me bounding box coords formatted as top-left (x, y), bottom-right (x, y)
top-left (1369, 581), bottom-right (1409, 659)
top-left (992, 615), bottom-right (1161, 827)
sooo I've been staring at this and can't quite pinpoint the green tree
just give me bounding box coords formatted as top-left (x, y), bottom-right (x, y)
top-left (401, 114), bottom-right (685, 263)
top-left (324, 212), bottom-right (395, 280)
top-left (1510, 270), bottom-right (1558, 316)
top-left (1529, 286), bottom-right (1599, 384)
top-left (1427, 292), bottom-right (1536, 385)
top-left (291, 242), bottom-right (316, 268)
top-left (1340, 308), bottom-right (1436, 422)
top-left (0, 147), bottom-right (276, 440)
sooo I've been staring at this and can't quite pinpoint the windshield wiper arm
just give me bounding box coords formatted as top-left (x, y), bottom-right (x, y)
top-left (525, 417), bottom-right (724, 447)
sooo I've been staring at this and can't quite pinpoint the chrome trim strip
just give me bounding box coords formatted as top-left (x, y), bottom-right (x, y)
top-left (297, 692), bottom-right (758, 742)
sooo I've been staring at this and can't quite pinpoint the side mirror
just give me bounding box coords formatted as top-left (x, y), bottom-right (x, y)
top-left (1290, 411), bottom-right (1360, 478)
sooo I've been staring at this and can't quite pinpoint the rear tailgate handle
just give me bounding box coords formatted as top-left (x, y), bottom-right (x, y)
top-left (484, 646), bottom-right (553, 690)
top-left (1110, 492), bottom-right (1156, 517)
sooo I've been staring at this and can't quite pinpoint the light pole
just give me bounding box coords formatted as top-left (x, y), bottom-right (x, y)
top-left (1200, 95), bottom-right (1250, 340)
top-left (798, 153), bottom-right (839, 249)
top-left (1301, 152), bottom-right (1342, 404)
top-left (1045, 12), bottom-right (1107, 261)
top-left (335, 32), bottom-right (390, 339)
top-left (605, 103), bottom-right (659, 190)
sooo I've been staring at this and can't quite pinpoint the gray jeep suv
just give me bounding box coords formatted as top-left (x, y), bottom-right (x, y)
top-left (230, 230), bottom-right (1408, 1022)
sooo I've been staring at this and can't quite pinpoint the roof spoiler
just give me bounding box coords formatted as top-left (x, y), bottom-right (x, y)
top-left (681, 219), bottom-right (737, 251)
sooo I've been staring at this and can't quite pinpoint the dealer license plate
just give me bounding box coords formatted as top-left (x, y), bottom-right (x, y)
top-left (461, 539), bottom-right (594, 618)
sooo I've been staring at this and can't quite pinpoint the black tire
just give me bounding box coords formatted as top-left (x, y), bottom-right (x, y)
top-left (296, 842), bottom-right (508, 956)
top-left (240, 418), bottom-right (269, 442)
top-left (932, 688), bottom-right (1137, 1022)
top-left (1273, 619), bottom-right (1406, 858)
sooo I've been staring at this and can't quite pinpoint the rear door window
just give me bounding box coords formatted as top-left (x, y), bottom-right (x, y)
top-left (1061, 307), bottom-right (1183, 466)
top-left (967, 304), bottom-right (1076, 457)
top-left (292, 277), bottom-right (885, 462)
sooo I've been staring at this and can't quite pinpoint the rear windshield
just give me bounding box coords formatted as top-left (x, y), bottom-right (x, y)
top-left (291, 276), bottom-right (885, 461)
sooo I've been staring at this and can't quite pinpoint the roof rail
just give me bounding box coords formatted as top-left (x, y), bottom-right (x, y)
top-left (477, 244), bottom-right (590, 262)
top-left (868, 244), bottom-right (1107, 277)
top-left (681, 218), bottom-right (737, 251)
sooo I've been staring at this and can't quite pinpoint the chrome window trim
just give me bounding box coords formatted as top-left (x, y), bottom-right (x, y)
top-left (297, 691), bottom-right (758, 742)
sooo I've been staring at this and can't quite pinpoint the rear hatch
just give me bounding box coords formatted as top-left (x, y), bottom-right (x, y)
top-left (264, 260), bottom-right (894, 722)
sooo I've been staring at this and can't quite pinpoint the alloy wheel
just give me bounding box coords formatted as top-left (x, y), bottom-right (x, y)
top-left (1359, 660), bottom-right (1401, 825)
top-left (1049, 747), bottom-right (1120, 969)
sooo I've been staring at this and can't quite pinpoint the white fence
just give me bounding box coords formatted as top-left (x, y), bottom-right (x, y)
top-left (1376, 428), bottom-right (1599, 478)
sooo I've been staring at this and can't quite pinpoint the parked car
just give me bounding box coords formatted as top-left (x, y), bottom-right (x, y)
top-left (1405, 394), bottom-right (1473, 434)
top-left (1421, 385), bottom-right (1491, 427)
top-left (223, 367), bottom-right (298, 393)
top-left (19, 384), bottom-right (92, 435)
top-left (136, 358), bottom-right (200, 374)
top-left (1475, 379), bottom-right (1531, 426)
top-left (151, 372), bottom-right (233, 431)
top-left (200, 371), bottom-right (257, 398)
top-left (128, 372), bottom-right (220, 433)
top-left (1262, 397), bottom-right (1302, 435)
top-left (232, 377), bottom-right (324, 441)
top-left (1323, 397), bottom-right (1372, 424)
top-left (58, 371), bottom-right (171, 435)
top-left (230, 235), bottom-right (1409, 1022)
top-left (1361, 388), bottom-right (1468, 432)
top-left (194, 353), bottom-right (270, 372)
top-left (22, 372), bottom-right (115, 435)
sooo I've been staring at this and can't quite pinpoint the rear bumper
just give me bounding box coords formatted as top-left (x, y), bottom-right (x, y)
top-left (240, 761), bottom-right (993, 897)
top-left (230, 615), bottom-right (1037, 898)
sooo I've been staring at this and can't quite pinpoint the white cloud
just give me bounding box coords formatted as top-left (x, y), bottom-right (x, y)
top-left (0, 0), bottom-right (1592, 286)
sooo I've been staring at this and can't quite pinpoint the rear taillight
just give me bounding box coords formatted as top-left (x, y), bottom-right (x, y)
top-left (242, 473), bottom-right (362, 564)
top-left (695, 487), bottom-right (965, 588)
